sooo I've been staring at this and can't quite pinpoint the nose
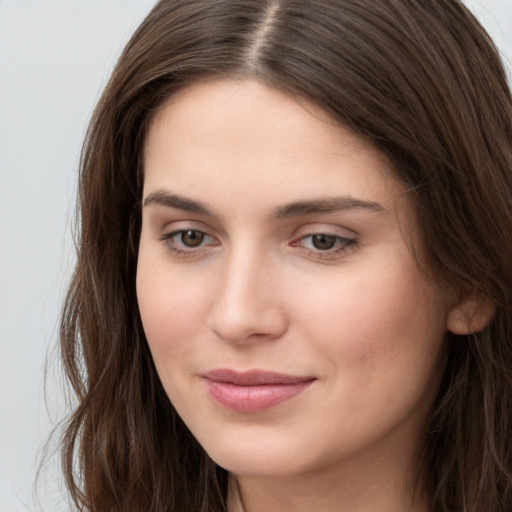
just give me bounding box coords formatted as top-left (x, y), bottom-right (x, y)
top-left (207, 247), bottom-right (289, 344)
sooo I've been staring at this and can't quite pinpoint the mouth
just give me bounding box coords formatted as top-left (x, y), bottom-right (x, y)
top-left (201, 369), bottom-right (316, 412)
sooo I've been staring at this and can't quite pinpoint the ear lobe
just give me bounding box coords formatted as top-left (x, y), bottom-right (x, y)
top-left (447, 294), bottom-right (496, 335)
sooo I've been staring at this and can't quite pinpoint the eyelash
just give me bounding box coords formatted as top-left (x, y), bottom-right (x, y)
top-left (159, 229), bottom-right (218, 257)
top-left (159, 229), bottom-right (356, 260)
top-left (293, 233), bottom-right (356, 259)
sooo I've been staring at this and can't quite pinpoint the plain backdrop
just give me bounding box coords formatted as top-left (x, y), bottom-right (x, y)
top-left (0, 1), bottom-right (511, 510)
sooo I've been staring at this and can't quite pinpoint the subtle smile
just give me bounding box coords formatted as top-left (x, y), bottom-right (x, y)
top-left (202, 369), bottom-right (316, 412)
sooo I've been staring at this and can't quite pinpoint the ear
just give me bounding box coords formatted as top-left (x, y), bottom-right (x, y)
top-left (447, 294), bottom-right (496, 335)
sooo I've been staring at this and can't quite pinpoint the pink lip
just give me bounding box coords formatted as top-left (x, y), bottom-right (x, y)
top-left (202, 369), bottom-right (315, 412)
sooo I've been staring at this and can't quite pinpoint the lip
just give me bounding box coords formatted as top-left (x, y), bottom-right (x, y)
top-left (202, 369), bottom-right (315, 412)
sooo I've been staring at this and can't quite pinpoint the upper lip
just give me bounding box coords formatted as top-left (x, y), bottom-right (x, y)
top-left (202, 369), bottom-right (315, 386)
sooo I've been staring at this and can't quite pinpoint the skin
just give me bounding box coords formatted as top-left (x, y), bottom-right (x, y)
top-left (136, 79), bottom-right (469, 512)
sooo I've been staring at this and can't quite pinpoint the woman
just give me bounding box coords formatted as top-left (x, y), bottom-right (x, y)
top-left (60, 1), bottom-right (512, 511)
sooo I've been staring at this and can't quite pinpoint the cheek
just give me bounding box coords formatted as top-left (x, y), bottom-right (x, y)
top-left (294, 259), bottom-right (448, 374)
top-left (136, 256), bottom-right (209, 362)
top-left (293, 265), bottom-right (448, 445)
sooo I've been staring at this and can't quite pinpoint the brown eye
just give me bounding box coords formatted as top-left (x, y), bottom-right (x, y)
top-left (160, 228), bottom-right (218, 257)
top-left (180, 230), bottom-right (205, 247)
top-left (311, 234), bottom-right (337, 250)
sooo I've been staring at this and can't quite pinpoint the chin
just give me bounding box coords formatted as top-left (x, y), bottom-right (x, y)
top-left (195, 425), bottom-right (335, 478)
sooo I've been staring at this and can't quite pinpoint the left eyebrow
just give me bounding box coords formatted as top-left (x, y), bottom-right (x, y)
top-left (273, 196), bottom-right (388, 219)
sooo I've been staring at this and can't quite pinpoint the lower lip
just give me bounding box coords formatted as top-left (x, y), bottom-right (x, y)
top-left (205, 379), bottom-right (313, 412)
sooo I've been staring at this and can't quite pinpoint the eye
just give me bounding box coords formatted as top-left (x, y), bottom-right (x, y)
top-left (292, 232), bottom-right (356, 260)
top-left (160, 229), bottom-right (218, 256)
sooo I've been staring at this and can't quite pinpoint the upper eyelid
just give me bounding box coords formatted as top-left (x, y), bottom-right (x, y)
top-left (147, 204), bottom-right (361, 231)
top-left (298, 232), bottom-right (354, 242)
top-left (159, 219), bottom-right (220, 236)
top-left (293, 233), bottom-right (356, 249)
top-left (291, 222), bottom-right (358, 239)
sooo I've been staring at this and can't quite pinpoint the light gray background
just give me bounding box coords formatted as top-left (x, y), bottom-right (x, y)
top-left (0, 1), bottom-right (511, 510)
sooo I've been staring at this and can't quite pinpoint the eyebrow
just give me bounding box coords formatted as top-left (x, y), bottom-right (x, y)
top-left (273, 197), bottom-right (388, 219)
top-left (142, 190), bottom-right (388, 218)
top-left (143, 190), bottom-right (216, 216)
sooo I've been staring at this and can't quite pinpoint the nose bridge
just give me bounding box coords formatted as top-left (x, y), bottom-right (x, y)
top-left (208, 240), bottom-right (287, 344)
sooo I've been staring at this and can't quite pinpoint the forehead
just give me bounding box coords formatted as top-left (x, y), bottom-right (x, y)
top-left (148, 79), bottom-right (370, 154)
top-left (143, 79), bottom-right (407, 216)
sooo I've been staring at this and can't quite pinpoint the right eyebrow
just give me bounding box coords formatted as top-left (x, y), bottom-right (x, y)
top-left (142, 190), bottom-right (215, 217)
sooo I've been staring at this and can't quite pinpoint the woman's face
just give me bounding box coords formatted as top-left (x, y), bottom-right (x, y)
top-left (137, 79), bottom-right (451, 479)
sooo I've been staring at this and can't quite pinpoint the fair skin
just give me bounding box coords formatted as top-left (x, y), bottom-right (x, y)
top-left (136, 79), bottom-right (473, 512)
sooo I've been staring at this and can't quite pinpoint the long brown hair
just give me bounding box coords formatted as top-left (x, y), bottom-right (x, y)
top-left (60, 1), bottom-right (512, 510)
